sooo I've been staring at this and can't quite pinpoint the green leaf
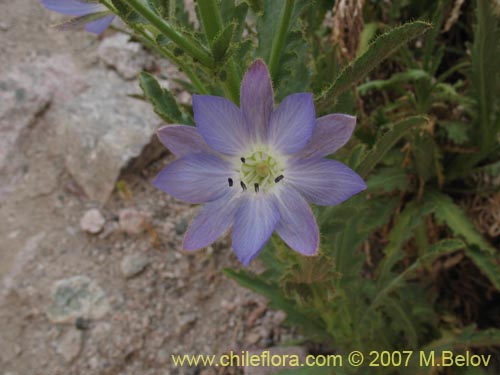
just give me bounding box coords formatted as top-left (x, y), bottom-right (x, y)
top-left (316, 21), bottom-right (432, 109)
top-left (367, 166), bottom-right (409, 192)
top-left (357, 69), bottom-right (430, 95)
top-left (139, 72), bottom-right (192, 124)
top-left (411, 133), bottom-right (443, 183)
top-left (440, 121), bottom-right (470, 145)
top-left (424, 325), bottom-right (500, 352)
top-left (356, 116), bottom-right (428, 178)
top-left (255, 0), bottom-right (311, 98)
top-left (470, 0), bottom-right (500, 150)
top-left (376, 199), bottom-right (436, 283)
top-left (224, 269), bottom-right (329, 341)
top-left (465, 247), bottom-right (500, 290)
top-left (111, 0), bottom-right (146, 24)
top-left (426, 190), bottom-right (496, 255)
top-left (147, 0), bottom-right (169, 19)
top-left (211, 23), bottom-right (235, 61)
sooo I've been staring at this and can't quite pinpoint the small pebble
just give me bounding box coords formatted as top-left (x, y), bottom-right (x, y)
top-left (118, 208), bottom-right (148, 234)
top-left (80, 209), bottom-right (106, 234)
top-left (175, 219), bottom-right (188, 235)
top-left (120, 254), bottom-right (150, 278)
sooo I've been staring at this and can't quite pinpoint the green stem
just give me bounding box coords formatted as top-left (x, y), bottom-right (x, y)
top-left (138, 29), bottom-right (209, 94)
top-left (124, 0), bottom-right (214, 68)
top-left (196, 0), bottom-right (240, 103)
top-left (268, 0), bottom-right (295, 79)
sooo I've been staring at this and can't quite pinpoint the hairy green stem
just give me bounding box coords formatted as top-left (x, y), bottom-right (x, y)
top-left (124, 0), bottom-right (214, 68)
top-left (196, 0), bottom-right (240, 103)
top-left (268, 0), bottom-right (295, 79)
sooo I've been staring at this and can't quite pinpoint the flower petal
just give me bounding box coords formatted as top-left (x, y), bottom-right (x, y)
top-left (275, 187), bottom-right (319, 256)
top-left (232, 193), bottom-right (280, 265)
top-left (153, 152), bottom-right (232, 204)
top-left (296, 114), bottom-right (356, 159)
top-left (286, 158), bottom-right (366, 206)
top-left (240, 60), bottom-right (274, 142)
top-left (183, 189), bottom-right (241, 251)
top-left (268, 93), bottom-right (315, 154)
top-left (193, 95), bottom-right (248, 155)
top-left (40, 0), bottom-right (102, 16)
top-left (157, 125), bottom-right (211, 157)
top-left (85, 14), bottom-right (114, 34)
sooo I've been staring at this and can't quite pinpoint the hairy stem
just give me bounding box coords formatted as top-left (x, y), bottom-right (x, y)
top-left (124, 0), bottom-right (214, 68)
top-left (268, 0), bottom-right (295, 78)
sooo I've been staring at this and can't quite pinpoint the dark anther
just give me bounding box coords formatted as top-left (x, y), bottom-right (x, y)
top-left (228, 178), bottom-right (233, 187)
top-left (240, 157), bottom-right (246, 163)
top-left (254, 183), bottom-right (259, 193)
top-left (240, 181), bottom-right (247, 191)
top-left (274, 175), bottom-right (284, 183)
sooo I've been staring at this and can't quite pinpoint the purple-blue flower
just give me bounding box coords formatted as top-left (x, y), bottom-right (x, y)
top-left (40, 0), bottom-right (115, 34)
top-left (154, 60), bottom-right (366, 265)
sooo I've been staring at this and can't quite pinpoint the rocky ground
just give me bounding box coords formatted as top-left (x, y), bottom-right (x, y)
top-left (0, 2), bottom-right (299, 374)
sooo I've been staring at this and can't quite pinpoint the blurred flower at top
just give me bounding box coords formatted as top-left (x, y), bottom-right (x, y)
top-left (40, 0), bottom-right (115, 34)
top-left (153, 60), bottom-right (367, 266)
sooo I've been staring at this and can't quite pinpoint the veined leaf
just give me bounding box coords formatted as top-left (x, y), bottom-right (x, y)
top-left (356, 116), bottom-right (428, 178)
top-left (139, 72), bottom-right (192, 124)
top-left (316, 21), bottom-right (431, 109)
top-left (426, 190), bottom-right (496, 255)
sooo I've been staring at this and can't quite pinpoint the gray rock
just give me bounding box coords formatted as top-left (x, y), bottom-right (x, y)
top-left (98, 33), bottom-right (155, 80)
top-left (176, 312), bottom-right (197, 336)
top-left (0, 55), bottom-right (85, 198)
top-left (80, 209), bottom-right (106, 234)
top-left (120, 254), bottom-right (149, 278)
top-left (56, 329), bottom-right (82, 363)
top-left (47, 276), bottom-right (110, 324)
top-left (51, 70), bottom-right (163, 202)
top-left (118, 208), bottom-right (149, 235)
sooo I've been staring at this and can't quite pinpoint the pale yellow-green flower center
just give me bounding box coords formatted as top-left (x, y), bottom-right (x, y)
top-left (239, 150), bottom-right (284, 192)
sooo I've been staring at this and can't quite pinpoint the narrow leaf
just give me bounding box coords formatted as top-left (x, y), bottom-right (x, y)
top-left (139, 72), bottom-right (192, 124)
top-left (356, 116), bottom-right (428, 178)
top-left (426, 190), bottom-right (496, 255)
top-left (465, 247), bottom-right (500, 290)
top-left (316, 21), bottom-right (432, 108)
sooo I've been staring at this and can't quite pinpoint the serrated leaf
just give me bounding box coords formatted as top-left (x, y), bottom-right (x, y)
top-left (367, 166), bottom-right (409, 192)
top-left (412, 133), bottom-right (443, 183)
top-left (426, 190), bottom-right (496, 255)
top-left (211, 23), bottom-right (235, 61)
top-left (441, 121), bottom-right (470, 145)
top-left (465, 247), bottom-right (500, 290)
top-left (111, 0), bottom-right (146, 24)
top-left (224, 269), bottom-right (329, 340)
top-left (147, 0), bottom-right (169, 19)
top-left (316, 21), bottom-right (432, 109)
top-left (356, 116), bottom-right (428, 178)
top-left (139, 72), bottom-right (192, 124)
top-left (377, 199), bottom-right (436, 282)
